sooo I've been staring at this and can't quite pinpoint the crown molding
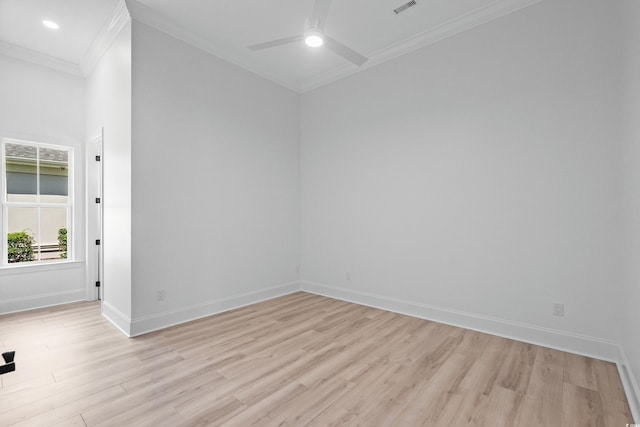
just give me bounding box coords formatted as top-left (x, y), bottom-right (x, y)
top-left (124, 0), bottom-right (302, 93)
top-left (300, 0), bottom-right (544, 92)
top-left (125, 0), bottom-right (543, 94)
top-left (0, 41), bottom-right (82, 76)
top-left (0, 0), bottom-right (543, 89)
top-left (80, 0), bottom-right (131, 75)
top-left (0, 0), bottom-right (130, 78)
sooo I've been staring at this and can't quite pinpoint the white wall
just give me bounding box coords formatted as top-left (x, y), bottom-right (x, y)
top-left (621, 0), bottom-right (640, 419)
top-left (85, 23), bottom-right (133, 332)
top-left (301, 0), bottom-right (625, 355)
top-left (129, 22), bottom-right (300, 334)
top-left (0, 54), bottom-right (86, 313)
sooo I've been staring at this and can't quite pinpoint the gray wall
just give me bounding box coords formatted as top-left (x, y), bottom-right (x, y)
top-left (86, 22), bottom-right (133, 329)
top-left (622, 0), bottom-right (640, 417)
top-left (301, 0), bottom-right (624, 349)
top-left (0, 54), bottom-right (86, 313)
top-left (129, 22), bottom-right (300, 332)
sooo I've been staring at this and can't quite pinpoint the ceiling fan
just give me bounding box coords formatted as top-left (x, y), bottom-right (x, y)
top-left (247, 0), bottom-right (368, 66)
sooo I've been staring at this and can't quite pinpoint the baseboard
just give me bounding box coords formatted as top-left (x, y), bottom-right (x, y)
top-left (617, 345), bottom-right (640, 423)
top-left (0, 289), bottom-right (85, 315)
top-left (129, 281), bottom-right (301, 337)
top-left (101, 301), bottom-right (132, 337)
top-left (301, 281), bottom-right (620, 363)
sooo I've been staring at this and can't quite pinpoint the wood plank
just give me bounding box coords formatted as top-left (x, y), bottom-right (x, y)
top-left (0, 293), bottom-right (632, 426)
top-left (515, 347), bottom-right (564, 427)
top-left (563, 352), bottom-right (598, 391)
top-left (561, 383), bottom-right (604, 427)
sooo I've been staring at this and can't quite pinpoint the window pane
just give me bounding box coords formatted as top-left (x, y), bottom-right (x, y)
top-left (3, 140), bottom-right (72, 265)
top-left (5, 143), bottom-right (37, 202)
top-left (39, 147), bottom-right (69, 204)
top-left (40, 207), bottom-right (68, 261)
top-left (7, 207), bottom-right (38, 263)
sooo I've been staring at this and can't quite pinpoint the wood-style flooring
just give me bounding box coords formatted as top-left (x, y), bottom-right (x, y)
top-left (0, 292), bottom-right (633, 426)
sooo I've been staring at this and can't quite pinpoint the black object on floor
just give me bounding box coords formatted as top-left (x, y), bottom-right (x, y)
top-left (0, 351), bottom-right (15, 375)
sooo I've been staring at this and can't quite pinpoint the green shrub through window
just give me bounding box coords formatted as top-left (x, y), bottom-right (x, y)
top-left (58, 227), bottom-right (67, 259)
top-left (8, 231), bottom-right (34, 263)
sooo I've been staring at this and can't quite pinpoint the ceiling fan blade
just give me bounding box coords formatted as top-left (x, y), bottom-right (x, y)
top-left (310, 0), bottom-right (333, 30)
top-left (324, 35), bottom-right (368, 66)
top-left (248, 35), bottom-right (303, 51)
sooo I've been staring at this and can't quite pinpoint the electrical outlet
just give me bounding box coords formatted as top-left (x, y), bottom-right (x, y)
top-left (157, 290), bottom-right (165, 302)
top-left (552, 303), bottom-right (564, 317)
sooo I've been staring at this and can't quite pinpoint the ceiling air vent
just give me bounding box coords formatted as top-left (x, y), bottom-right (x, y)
top-left (394, 0), bottom-right (417, 14)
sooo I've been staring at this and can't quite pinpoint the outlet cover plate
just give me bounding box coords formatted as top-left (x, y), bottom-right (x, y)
top-left (553, 303), bottom-right (565, 317)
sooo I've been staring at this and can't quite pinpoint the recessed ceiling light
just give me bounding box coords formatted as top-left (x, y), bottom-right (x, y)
top-left (42, 20), bottom-right (59, 30)
top-left (304, 29), bottom-right (324, 48)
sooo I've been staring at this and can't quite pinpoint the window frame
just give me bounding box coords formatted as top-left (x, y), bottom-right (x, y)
top-left (1, 138), bottom-right (74, 267)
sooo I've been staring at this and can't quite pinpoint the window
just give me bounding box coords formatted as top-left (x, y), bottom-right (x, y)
top-left (1, 139), bottom-right (73, 265)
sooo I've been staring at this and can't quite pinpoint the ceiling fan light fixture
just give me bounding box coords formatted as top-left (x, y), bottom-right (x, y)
top-left (304, 29), bottom-right (324, 47)
top-left (247, 0), bottom-right (368, 66)
top-left (42, 20), bottom-right (59, 30)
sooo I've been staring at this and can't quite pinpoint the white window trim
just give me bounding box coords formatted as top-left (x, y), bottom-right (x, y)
top-left (0, 260), bottom-right (83, 275)
top-left (1, 138), bottom-right (75, 267)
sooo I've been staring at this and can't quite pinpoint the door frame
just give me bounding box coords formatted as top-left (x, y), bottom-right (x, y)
top-left (85, 131), bottom-right (103, 301)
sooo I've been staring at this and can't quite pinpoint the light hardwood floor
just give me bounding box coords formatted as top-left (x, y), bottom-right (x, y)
top-left (0, 292), bottom-right (633, 426)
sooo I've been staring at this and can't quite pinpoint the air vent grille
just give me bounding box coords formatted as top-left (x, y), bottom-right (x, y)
top-left (394, 0), bottom-right (417, 14)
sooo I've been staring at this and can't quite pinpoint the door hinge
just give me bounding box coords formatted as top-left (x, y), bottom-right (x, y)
top-left (95, 239), bottom-right (101, 246)
top-left (95, 281), bottom-right (101, 288)
top-left (96, 155), bottom-right (101, 161)
top-left (95, 197), bottom-right (101, 204)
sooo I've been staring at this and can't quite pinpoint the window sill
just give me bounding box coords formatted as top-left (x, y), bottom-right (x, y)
top-left (0, 260), bottom-right (84, 276)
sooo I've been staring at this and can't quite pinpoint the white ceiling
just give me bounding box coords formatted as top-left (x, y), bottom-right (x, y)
top-left (0, 0), bottom-right (119, 65)
top-left (0, 0), bottom-right (541, 91)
